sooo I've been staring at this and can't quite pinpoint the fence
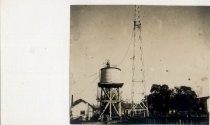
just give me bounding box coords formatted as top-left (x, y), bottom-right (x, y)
top-left (121, 116), bottom-right (209, 124)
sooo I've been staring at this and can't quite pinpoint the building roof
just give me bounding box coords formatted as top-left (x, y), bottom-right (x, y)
top-left (71, 99), bottom-right (94, 108)
top-left (122, 102), bottom-right (144, 109)
top-left (197, 96), bottom-right (209, 100)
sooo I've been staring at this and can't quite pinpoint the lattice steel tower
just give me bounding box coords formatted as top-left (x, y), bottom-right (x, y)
top-left (130, 5), bottom-right (149, 117)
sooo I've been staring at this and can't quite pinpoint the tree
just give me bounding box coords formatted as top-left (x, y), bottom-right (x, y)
top-left (147, 84), bottom-right (172, 116)
top-left (172, 86), bottom-right (197, 112)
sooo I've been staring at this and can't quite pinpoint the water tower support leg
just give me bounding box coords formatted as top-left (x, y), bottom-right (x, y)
top-left (99, 102), bottom-right (109, 120)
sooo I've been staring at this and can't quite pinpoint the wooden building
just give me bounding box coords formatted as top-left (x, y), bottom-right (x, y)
top-left (70, 99), bottom-right (94, 121)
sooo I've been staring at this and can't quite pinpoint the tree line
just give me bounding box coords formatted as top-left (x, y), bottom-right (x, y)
top-left (146, 84), bottom-right (207, 117)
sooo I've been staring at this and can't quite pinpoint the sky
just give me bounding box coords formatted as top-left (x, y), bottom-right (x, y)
top-left (70, 5), bottom-right (210, 105)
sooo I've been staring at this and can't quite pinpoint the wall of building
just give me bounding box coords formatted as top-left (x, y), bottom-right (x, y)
top-left (207, 99), bottom-right (209, 112)
top-left (71, 102), bottom-right (93, 120)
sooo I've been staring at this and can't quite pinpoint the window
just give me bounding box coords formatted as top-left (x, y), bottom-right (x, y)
top-left (80, 110), bottom-right (85, 115)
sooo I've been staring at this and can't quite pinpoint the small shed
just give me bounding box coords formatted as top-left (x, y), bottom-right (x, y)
top-left (70, 99), bottom-right (94, 121)
top-left (197, 96), bottom-right (209, 114)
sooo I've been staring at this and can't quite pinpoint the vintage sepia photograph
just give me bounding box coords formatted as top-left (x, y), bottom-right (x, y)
top-left (70, 5), bottom-right (210, 124)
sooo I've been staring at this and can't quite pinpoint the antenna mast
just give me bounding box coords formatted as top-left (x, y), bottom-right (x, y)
top-left (131, 5), bottom-right (149, 117)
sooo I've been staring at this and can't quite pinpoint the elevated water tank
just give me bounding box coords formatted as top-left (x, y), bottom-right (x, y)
top-left (98, 61), bottom-right (123, 88)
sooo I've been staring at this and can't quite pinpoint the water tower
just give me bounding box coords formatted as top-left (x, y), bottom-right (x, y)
top-left (97, 61), bottom-right (124, 121)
